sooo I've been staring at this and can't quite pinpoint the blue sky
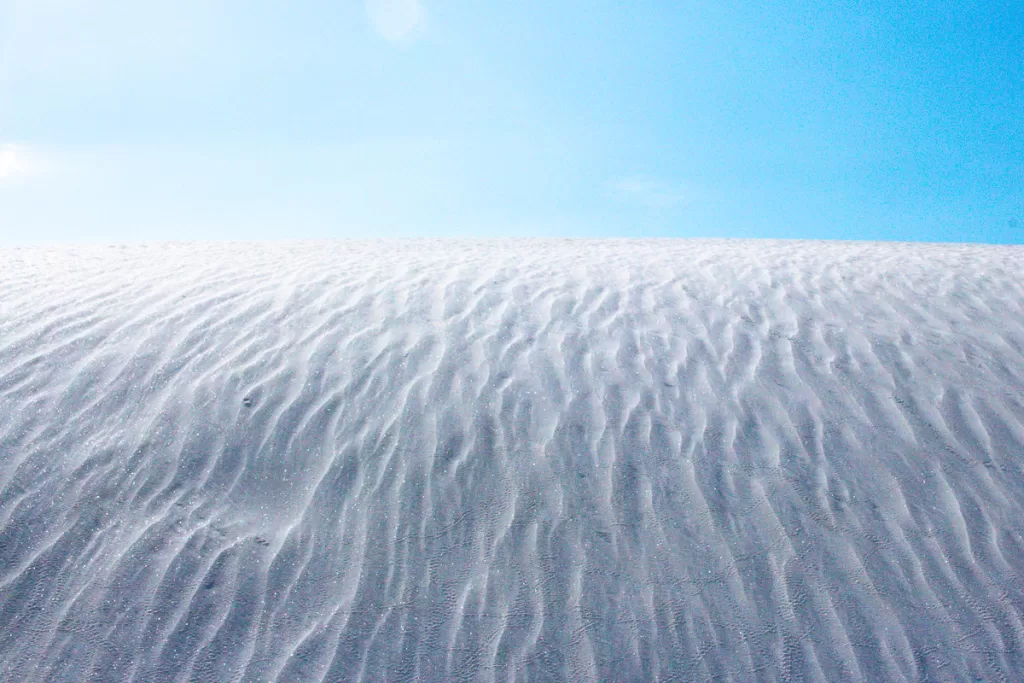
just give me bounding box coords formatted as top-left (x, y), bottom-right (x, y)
top-left (0, 0), bottom-right (1021, 244)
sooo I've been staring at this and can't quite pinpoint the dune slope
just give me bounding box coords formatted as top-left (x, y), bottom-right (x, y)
top-left (1, 240), bottom-right (1024, 682)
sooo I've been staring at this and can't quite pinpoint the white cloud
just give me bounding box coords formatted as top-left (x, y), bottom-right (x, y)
top-left (0, 144), bottom-right (36, 180)
top-left (366, 0), bottom-right (426, 42)
top-left (607, 176), bottom-right (699, 210)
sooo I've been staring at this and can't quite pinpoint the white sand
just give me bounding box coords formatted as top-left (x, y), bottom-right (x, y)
top-left (1, 239), bottom-right (1023, 682)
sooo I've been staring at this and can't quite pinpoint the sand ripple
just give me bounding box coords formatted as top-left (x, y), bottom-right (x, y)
top-left (1, 240), bottom-right (1023, 681)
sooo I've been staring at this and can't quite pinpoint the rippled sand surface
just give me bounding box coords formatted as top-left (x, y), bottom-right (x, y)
top-left (2, 240), bottom-right (1024, 682)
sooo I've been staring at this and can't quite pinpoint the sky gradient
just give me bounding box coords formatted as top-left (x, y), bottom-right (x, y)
top-left (1, 0), bottom-right (1021, 244)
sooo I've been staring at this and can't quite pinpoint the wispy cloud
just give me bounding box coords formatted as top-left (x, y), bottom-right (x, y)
top-left (366, 0), bottom-right (426, 43)
top-left (607, 176), bottom-right (699, 210)
top-left (0, 144), bottom-right (42, 181)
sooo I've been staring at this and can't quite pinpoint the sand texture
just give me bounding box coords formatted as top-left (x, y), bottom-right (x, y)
top-left (1, 239), bottom-right (1024, 682)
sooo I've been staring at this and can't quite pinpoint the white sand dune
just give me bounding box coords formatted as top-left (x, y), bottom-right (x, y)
top-left (1, 239), bottom-right (1023, 682)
